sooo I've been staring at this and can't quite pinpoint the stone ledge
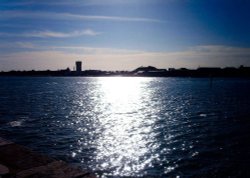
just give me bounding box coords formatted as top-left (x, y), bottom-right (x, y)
top-left (0, 137), bottom-right (96, 178)
top-left (17, 161), bottom-right (95, 178)
top-left (0, 137), bottom-right (13, 146)
top-left (0, 143), bottom-right (54, 172)
top-left (0, 163), bottom-right (9, 176)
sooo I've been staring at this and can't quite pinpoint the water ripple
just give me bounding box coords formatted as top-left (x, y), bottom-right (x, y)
top-left (1, 77), bottom-right (250, 177)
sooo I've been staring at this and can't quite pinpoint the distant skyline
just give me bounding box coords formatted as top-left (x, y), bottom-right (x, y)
top-left (0, 0), bottom-right (250, 71)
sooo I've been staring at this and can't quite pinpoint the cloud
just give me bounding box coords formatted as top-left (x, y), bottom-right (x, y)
top-left (0, 42), bottom-right (35, 49)
top-left (0, 29), bottom-right (100, 38)
top-left (0, 0), bottom-right (169, 7)
top-left (27, 29), bottom-right (100, 38)
top-left (52, 46), bottom-right (142, 55)
top-left (1, 45), bottom-right (250, 71)
top-left (15, 42), bottom-right (35, 48)
top-left (51, 45), bottom-right (250, 59)
top-left (0, 10), bottom-right (164, 23)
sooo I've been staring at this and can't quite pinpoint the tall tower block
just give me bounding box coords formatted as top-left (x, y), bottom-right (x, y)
top-left (75, 61), bottom-right (82, 73)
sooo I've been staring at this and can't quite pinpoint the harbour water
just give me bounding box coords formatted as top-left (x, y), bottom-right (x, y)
top-left (1, 77), bottom-right (250, 177)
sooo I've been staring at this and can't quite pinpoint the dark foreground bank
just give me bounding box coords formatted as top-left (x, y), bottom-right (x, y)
top-left (0, 137), bottom-right (96, 178)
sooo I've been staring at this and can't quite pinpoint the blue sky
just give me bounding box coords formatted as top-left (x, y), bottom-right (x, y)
top-left (0, 0), bottom-right (250, 71)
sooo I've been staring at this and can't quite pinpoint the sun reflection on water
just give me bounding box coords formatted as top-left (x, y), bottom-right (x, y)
top-left (93, 77), bottom-right (158, 176)
top-left (3, 77), bottom-right (250, 177)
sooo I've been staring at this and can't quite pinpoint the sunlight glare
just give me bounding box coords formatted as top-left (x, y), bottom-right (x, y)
top-left (93, 77), bottom-right (156, 176)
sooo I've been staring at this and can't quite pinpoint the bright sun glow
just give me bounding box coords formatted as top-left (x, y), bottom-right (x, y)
top-left (100, 77), bottom-right (142, 107)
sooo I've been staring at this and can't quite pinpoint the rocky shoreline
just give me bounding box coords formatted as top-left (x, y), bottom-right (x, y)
top-left (0, 137), bottom-right (96, 178)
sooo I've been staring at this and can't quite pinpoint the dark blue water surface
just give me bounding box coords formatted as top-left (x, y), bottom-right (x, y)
top-left (1, 77), bottom-right (250, 177)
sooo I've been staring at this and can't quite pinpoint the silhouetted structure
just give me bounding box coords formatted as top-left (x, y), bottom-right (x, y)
top-left (133, 66), bottom-right (167, 77)
top-left (75, 61), bottom-right (82, 74)
top-left (1, 64), bottom-right (250, 78)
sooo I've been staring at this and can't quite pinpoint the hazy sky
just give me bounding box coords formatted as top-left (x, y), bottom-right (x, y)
top-left (0, 0), bottom-right (250, 71)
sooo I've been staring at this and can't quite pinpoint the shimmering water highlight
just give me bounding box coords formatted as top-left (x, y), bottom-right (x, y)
top-left (1, 77), bottom-right (250, 177)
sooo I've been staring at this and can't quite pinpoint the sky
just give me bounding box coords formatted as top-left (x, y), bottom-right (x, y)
top-left (0, 0), bottom-right (250, 71)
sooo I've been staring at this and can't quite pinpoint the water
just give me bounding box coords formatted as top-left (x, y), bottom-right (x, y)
top-left (1, 77), bottom-right (250, 177)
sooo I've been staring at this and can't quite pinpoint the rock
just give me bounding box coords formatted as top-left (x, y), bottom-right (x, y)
top-left (0, 143), bottom-right (54, 172)
top-left (0, 164), bottom-right (9, 175)
top-left (0, 137), bottom-right (96, 178)
top-left (0, 137), bottom-right (13, 146)
top-left (16, 161), bottom-right (95, 178)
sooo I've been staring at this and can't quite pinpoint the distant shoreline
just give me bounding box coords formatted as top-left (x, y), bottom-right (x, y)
top-left (1, 66), bottom-right (250, 78)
